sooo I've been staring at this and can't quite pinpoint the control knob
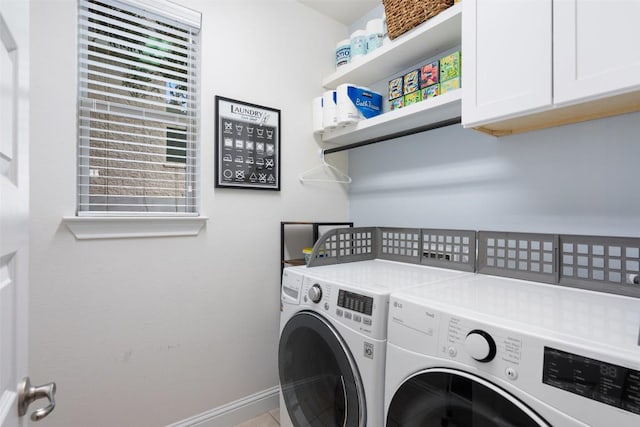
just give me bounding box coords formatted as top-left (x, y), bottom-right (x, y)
top-left (464, 329), bottom-right (496, 363)
top-left (308, 284), bottom-right (323, 303)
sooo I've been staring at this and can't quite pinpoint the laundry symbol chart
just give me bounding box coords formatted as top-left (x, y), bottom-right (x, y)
top-left (216, 97), bottom-right (280, 189)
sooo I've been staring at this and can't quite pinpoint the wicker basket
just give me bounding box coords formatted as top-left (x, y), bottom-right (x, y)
top-left (383, 0), bottom-right (454, 40)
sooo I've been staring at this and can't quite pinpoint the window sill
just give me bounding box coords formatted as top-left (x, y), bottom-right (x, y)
top-left (63, 216), bottom-right (208, 240)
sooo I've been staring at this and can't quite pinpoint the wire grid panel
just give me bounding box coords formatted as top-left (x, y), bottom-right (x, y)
top-left (307, 227), bottom-right (377, 267)
top-left (337, 228), bottom-right (376, 262)
top-left (420, 229), bottom-right (476, 272)
top-left (559, 235), bottom-right (640, 297)
top-left (378, 228), bottom-right (421, 264)
top-left (478, 231), bottom-right (558, 283)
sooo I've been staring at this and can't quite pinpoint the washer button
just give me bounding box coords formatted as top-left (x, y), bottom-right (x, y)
top-left (336, 309), bottom-right (343, 317)
top-left (324, 302), bottom-right (330, 310)
top-left (447, 346), bottom-right (457, 358)
top-left (344, 312), bottom-right (352, 320)
top-left (506, 367), bottom-right (518, 380)
top-left (353, 314), bottom-right (362, 323)
top-left (363, 317), bottom-right (372, 326)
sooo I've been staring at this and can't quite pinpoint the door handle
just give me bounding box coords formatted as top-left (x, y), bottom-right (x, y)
top-left (18, 377), bottom-right (57, 421)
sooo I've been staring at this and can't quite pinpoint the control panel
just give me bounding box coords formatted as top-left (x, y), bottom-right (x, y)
top-left (299, 276), bottom-right (380, 338)
top-left (338, 290), bottom-right (373, 316)
top-left (543, 347), bottom-right (640, 415)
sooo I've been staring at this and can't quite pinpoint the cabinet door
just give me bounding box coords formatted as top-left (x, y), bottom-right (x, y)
top-left (462, 0), bottom-right (552, 127)
top-left (554, 0), bottom-right (640, 106)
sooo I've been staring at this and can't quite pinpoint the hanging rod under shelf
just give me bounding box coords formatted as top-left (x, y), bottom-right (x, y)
top-left (323, 116), bottom-right (462, 154)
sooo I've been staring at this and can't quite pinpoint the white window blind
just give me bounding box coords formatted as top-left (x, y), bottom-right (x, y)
top-left (77, 0), bottom-right (201, 215)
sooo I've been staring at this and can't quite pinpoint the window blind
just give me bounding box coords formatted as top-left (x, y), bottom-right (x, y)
top-left (77, 0), bottom-right (201, 215)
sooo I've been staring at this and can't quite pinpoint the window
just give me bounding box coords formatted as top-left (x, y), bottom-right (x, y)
top-left (77, 0), bottom-right (201, 215)
top-left (166, 126), bottom-right (187, 164)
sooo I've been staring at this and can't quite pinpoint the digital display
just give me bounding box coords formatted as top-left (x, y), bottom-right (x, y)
top-left (338, 290), bottom-right (373, 316)
top-left (543, 347), bottom-right (640, 415)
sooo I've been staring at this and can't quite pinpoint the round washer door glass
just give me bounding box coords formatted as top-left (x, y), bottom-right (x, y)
top-left (387, 369), bottom-right (549, 426)
top-left (279, 311), bottom-right (365, 427)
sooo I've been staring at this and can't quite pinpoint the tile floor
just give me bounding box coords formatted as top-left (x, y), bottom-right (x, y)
top-left (233, 408), bottom-right (280, 427)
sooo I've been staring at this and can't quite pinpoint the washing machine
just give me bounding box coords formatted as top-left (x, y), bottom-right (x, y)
top-left (384, 274), bottom-right (640, 426)
top-left (278, 259), bottom-right (472, 427)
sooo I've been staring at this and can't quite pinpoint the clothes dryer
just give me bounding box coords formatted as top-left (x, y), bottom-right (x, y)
top-left (385, 274), bottom-right (640, 426)
top-left (279, 260), bottom-right (471, 427)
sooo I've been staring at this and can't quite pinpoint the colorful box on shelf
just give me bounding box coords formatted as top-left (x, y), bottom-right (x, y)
top-left (420, 61), bottom-right (439, 88)
top-left (403, 69), bottom-right (421, 95)
top-left (389, 98), bottom-right (404, 111)
top-left (389, 77), bottom-right (403, 100)
top-left (404, 91), bottom-right (422, 107)
top-left (439, 50), bottom-right (461, 82)
top-left (422, 84), bottom-right (440, 99)
top-left (440, 78), bottom-right (460, 94)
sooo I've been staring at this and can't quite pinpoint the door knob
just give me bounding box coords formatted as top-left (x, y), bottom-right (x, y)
top-left (18, 377), bottom-right (57, 421)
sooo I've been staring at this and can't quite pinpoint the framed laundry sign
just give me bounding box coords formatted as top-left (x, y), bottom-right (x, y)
top-left (215, 96), bottom-right (281, 190)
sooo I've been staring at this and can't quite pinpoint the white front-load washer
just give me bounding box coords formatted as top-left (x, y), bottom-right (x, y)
top-left (385, 274), bottom-right (640, 426)
top-left (279, 259), bottom-right (471, 427)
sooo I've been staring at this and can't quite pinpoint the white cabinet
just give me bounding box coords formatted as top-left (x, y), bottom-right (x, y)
top-left (462, 0), bottom-right (552, 126)
top-left (463, 0), bottom-right (640, 136)
top-left (321, 3), bottom-right (463, 147)
top-left (553, 0), bottom-right (640, 105)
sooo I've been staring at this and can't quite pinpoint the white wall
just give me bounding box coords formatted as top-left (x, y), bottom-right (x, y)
top-left (28, 1), bottom-right (348, 426)
top-left (349, 112), bottom-right (640, 236)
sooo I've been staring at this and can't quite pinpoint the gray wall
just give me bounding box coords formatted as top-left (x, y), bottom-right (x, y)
top-left (349, 111), bottom-right (640, 236)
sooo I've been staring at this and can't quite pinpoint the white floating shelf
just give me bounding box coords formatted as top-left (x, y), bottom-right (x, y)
top-left (322, 3), bottom-right (462, 90)
top-left (322, 90), bottom-right (462, 146)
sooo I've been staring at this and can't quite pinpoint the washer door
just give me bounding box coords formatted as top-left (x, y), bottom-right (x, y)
top-left (279, 311), bottom-right (365, 427)
top-left (386, 368), bottom-right (549, 427)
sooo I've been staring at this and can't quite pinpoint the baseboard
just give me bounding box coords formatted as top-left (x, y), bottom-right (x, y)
top-left (167, 386), bottom-right (279, 427)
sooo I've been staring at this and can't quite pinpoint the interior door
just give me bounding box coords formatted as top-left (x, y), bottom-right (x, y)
top-left (0, 1), bottom-right (53, 425)
top-left (0, 0), bottom-right (28, 425)
top-left (0, 0), bottom-right (27, 424)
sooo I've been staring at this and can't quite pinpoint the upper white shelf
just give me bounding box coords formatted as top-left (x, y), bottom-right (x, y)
top-left (322, 3), bottom-right (462, 89)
